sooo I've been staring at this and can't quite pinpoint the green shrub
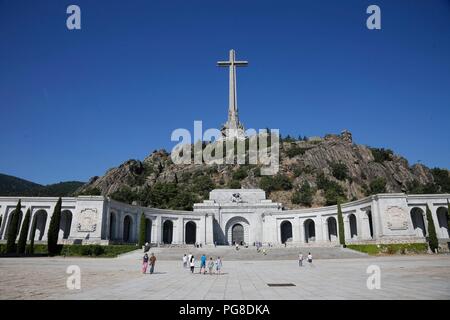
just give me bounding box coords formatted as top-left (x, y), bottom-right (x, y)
top-left (228, 180), bottom-right (241, 189)
top-left (232, 167), bottom-right (248, 181)
top-left (330, 162), bottom-right (349, 181)
top-left (291, 182), bottom-right (313, 207)
top-left (259, 174), bottom-right (292, 194)
top-left (369, 177), bottom-right (387, 194)
top-left (286, 145), bottom-right (307, 158)
top-left (370, 148), bottom-right (393, 163)
top-left (431, 168), bottom-right (450, 193)
top-left (347, 243), bottom-right (428, 255)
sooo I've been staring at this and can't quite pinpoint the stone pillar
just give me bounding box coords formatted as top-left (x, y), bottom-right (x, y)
top-left (292, 217), bottom-right (300, 244)
top-left (205, 214), bottom-right (214, 245)
top-left (360, 211), bottom-right (371, 240)
top-left (177, 218), bottom-right (184, 245)
top-left (321, 216), bottom-right (328, 243)
top-left (155, 216), bottom-right (162, 244)
top-left (344, 216), bottom-right (351, 241)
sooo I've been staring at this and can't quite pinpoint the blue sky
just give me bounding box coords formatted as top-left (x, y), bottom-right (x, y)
top-left (0, 0), bottom-right (449, 185)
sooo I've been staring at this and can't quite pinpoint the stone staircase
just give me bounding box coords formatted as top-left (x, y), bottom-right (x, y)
top-left (117, 245), bottom-right (368, 261)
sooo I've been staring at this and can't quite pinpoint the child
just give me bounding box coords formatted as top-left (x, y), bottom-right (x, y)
top-left (307, 252), bottom-right (313, 266)
top-left (142, 253), bottom-right (149, 274)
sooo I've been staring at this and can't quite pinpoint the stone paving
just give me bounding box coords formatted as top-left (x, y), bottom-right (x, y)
top-left (0, 254), bottom-right (449, 300)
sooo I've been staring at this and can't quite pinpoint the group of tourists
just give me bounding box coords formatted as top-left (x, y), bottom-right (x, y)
top-left (298, 252), bottom-right (313, 267)
top-left (183, 253), bottom-right (223, 275)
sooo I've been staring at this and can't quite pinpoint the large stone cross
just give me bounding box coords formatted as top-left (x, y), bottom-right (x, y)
top-left (217, 49), bottom-right (248, 130)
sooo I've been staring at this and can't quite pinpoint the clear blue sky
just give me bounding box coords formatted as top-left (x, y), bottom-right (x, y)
top-left (1, 0), bottom-right (449, 185)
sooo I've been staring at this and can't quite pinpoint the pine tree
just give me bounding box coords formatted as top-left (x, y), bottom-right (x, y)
top-left (6, 200), bottom-right (22, 254)
top-left (47, 197), bottom-right (62, 256)
top-left (28, 216), bottom-right (37, 255)
top-left (426, 204), bottom-right (438, 253)
top-left (337, 202), bottom-right (346, 247)
top-left (17, 208), bottom-right (31, 254)
top-left (139, 212), bottom-right (146, 247)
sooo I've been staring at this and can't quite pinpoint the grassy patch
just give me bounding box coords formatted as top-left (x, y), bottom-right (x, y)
top-left (346, 243), bottom-right (428, 255)
top-left (0, 244), bottom-right (137, 257)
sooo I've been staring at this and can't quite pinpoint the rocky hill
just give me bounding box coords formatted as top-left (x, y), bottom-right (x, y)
top-left (76, 130), bottom-right (449, 210)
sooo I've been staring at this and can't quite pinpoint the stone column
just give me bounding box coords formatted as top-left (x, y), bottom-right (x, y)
top-left (155, 216), bottom-right (162, 244)
top-left (292, 217), bottom-right (300, 244)
top-left (177, 218), bottom-right (183, 245)
top-left (321, 216), bottom-right (328, 243)
top-left (344, 216), bottom-right (351, 241)
top-left (205, 214), bottom-right (214, 245)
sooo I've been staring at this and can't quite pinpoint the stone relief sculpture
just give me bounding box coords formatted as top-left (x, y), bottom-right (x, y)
top-left (385, 206), bottom-right (409, 230)
top-left (77, 208), bottom-right (98, 232)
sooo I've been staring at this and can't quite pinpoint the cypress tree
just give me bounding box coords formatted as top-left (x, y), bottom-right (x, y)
top-left (138, 212), bottom-right (146, 247)
top-left (47, 197), bottom-right (62, 256)
top-left (28, 216), bottom-right (37, 255)
top-left (337, 202), bottom-right (346, 247)
top-left (6, 200), bottom-right (22, 254)
top-left (425, 204), bottom-right (439, 253)
top-left (17, 208), bottom-right (31, 254)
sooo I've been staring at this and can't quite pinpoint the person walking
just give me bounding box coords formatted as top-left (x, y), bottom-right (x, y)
top-left (190, 255), bottom-right (195, 273)
top-left (298, 252), bottom-right (303, 267)
top-left (183, 254), bottom-right (188, 268)
top-left (307, 252), bottom-right (313, 267)
top-left (208, 257), bottom-right (214, 275)
top-left (215, 256), bottom-right (222, 275)
top-left (149, 253), bottom-right (156, 274)
top-left (142, 253), bottom-right (149, 274)
top-left (200, 254), bottom-right (207, 274)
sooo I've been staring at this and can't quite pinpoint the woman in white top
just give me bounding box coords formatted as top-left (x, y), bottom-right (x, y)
top-left (189, 255), bottom-right (195, 273)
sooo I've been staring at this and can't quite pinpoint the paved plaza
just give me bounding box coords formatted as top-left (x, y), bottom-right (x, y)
top-left (0, 252), bottom-right (449, 300)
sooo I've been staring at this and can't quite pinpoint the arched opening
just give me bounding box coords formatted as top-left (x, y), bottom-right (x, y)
top-left (33, 210), bottom-right (48, 241)
top-left (437, 207), bottom-right (449, 238)
top-left (232, 223), bottom-right (244, 245)
top-left (410, 207), bottom-right (426, 237)
top-left (145, 219), bottom-right (152, 243)
top-left (185, 221), bottom-right (196, 244)
top-left (163, 220), bottom-right (173, 244)
top-left (123, 215), bottom-right (132, 242)
top-left (349, 214), bottom-right (357, 239)
top-left (109, 212), bottom-right (117, 240)
top-left (59, 210), bottom-right (72, 239)
top-left (304, 219), bottom-right (316, 243)
top-left (327, 217), bottom-right (338, 241)
top-left (280, 220), bottom-right (293, 244)
top-left (367, 211), bottom-right (374, 238)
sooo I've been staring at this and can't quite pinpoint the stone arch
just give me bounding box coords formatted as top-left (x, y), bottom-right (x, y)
top-left (436, 207), bottom-right (449, 238)
top-left (59, 210), bottom-right (72, 239)
top-left (33, 210), bottom-right (48, 241)
top-left (349, 214), bottom-right (357, 238)
top-left (410, 207), bottom-right (426, 237)
top-left (366, 210), bottom-right (374, 238)
top-left (280, 220), bottom-right (293, 244)
top-left (163, 220), bottom-right (173, 244)
top-left (109, 212), bottom-right (118, 240)
top-left (304, 219), bottom-right (316, 243)
top-left (185, 221), bottom-right (196, 244)
top-left (327, 217), bottom-right (338, 241)
top-left (145, 218), bottom-right (152, 243)
top-left (123, 215), bottom-right (133, 242)
top-left (225, 216), bottom-right (250, 245)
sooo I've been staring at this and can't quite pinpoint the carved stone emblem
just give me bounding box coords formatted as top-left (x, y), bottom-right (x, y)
top-left (77, 208), bottom-right (98, 232)
top-left (231, 193), bottom-right (243, 203)
top-left (386, 206), bottom-right (408, 230)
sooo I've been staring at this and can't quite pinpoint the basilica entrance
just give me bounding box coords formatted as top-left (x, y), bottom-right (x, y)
top-left (232, 223), bottom-right (244, 245)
